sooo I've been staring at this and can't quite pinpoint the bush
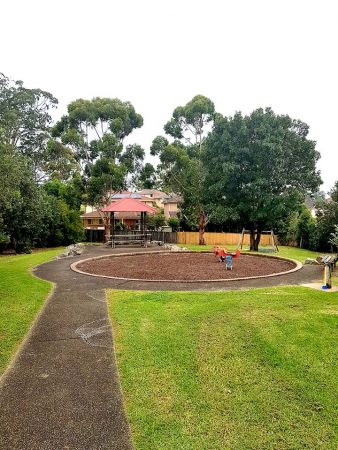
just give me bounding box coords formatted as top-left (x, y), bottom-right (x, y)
top-left (277, 207), bottom-right (317, 250)
top-left (115, 221), bottom-right (128, 231)
top-left (0, 218), bottom-right (9, 247)
top-left (168, 217), bottom-right (180, 231)
top-left (297, 208), bottom-right (316, 249)
top-left (315, 197), bottom-right (338, 251)
top-left (329, 225), bottom-right (338, 250)
top-left (147, 213), bottom-right (166, 230)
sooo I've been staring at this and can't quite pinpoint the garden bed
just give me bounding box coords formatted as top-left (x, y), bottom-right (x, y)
top-left (75, 252), bottom-right (297, 282)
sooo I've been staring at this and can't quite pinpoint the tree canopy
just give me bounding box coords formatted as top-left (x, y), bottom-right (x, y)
top-left (151, 95), bottom-right (216, 244)
top-left (0, 73), bottom-right (59, 181)
top-left (0, 75), bottom-right (84, 252)
top-left (52, 97), bottom-right (143, 173)
top-left (137, 162), bottom-right (157, 189)
top-left (204, 108), bottom-right (322, 249)
top-left (0, 73), bottom-right (329, 252)
top-left (52, 97), bottom-right (145, 239)
top-left (163, 94), bottom-right (215, 150)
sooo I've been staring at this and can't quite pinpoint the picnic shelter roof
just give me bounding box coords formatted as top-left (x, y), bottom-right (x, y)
top-left (102, 197), bottom-right (157, 213)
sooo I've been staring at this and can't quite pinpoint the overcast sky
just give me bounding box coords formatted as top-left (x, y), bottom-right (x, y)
top-left (2, 0), bottom-right (337, 191)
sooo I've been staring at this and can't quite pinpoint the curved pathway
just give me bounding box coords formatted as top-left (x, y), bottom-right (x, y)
top-left (0, 245), bottom-right (322, 449)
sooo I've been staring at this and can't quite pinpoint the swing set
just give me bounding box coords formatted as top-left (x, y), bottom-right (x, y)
top-left (237, 229), bottom-right (279, 253)
top-left (212, 229), bottom-right (278, 265)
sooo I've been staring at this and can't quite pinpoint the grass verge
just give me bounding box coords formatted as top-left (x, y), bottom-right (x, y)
top-left (108, 287), bottom-right (338, 450)
top-left (0, 248), bottom-right (62, 375)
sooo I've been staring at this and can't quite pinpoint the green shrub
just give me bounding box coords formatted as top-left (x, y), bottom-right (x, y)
top-left (168, 216), bottom-right (180, 231)
top-left (147, 213), bottom-right (166, 230)
top-left (329, 225), bottom-right (338, 250)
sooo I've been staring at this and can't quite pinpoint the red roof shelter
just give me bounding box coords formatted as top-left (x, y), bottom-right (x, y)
top-left (102, 198), bottom-right (157, 247)
top-left (102, 197), bottom-right (157, 214)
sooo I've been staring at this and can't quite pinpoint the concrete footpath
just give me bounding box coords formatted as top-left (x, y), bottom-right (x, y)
top-left (0, 246), bottom-right (322, 449)
top-left (0, 246), bottom-right (137, 450)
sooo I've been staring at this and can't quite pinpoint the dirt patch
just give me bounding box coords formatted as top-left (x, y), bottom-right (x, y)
top-left (76, 252), bottom-right (296, 281)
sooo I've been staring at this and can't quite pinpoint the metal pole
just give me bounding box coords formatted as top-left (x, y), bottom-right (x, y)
top-left (144, 212), bottom-right (147, 248)
top-left (111, 212), bottom-right (115, 248)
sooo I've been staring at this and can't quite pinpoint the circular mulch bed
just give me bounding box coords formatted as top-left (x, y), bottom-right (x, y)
top-left (74, 252), bottom-right (298, 282)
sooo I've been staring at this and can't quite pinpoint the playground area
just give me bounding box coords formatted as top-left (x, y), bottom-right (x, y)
top-left (75, 251), bottom-right (297, 282)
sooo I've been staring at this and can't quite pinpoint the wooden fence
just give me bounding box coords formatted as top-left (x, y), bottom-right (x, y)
top-left (176, 232), bottom-right (273, 246)
top-left (148, 231), bottom-right (177, 244)
top-left (85, 229), bottom-right (275, 246)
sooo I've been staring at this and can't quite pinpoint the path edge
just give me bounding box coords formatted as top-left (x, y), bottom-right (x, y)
top-left (104, 290), bottom-right (134, 447)
top-left (0, 277), bottom-right (56, 387)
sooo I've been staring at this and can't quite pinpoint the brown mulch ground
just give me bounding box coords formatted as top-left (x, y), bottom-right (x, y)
top-left (77, 252), bottom-right (296, 281)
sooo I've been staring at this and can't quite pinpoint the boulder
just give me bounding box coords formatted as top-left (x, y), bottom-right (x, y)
top-left (57, 243), bottom-right (85, 258)
top-left (149, 240), bottom-right (164, 246)
top-left (162, 244), bottom-right (189, 252)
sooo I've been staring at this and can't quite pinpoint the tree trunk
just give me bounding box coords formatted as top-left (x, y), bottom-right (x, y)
top-left (98, 210), bottom-right (110, 243)
top-left (249, 229), bottom-right (261, 251)
top-left (104, 222), bottom-right (110, 243)
top-left (11, 237), bottom-right (17, 253)
top-left (254, 231), bottom-right (261, 251)
top-left (198, 209), bottom-right (208, 245)
top-left (199, 226), bottom-right (205, 246)
top-left (250, 230), bottom-right (255, 251)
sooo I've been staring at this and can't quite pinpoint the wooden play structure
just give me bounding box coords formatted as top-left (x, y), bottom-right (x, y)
top-left (237, 229), bottom-right (279, 252)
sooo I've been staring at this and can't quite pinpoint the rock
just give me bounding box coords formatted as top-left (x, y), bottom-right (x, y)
top-left (57, 243), bottom-right (85, 258)
top-left (149, 240), bottom-right (164, 246)
top-left (58, 251), bottom-right (69, 258)
top-left (304, 258), bottom-right (320, 265)
top-left (162, 244), bottom-right (189, 252)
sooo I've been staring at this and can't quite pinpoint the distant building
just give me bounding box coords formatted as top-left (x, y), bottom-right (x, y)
top-left (111, 191), bottom-right (142, 200)
top-left (137, 189), bottom-right (169, 209)
top-left (137, 189), bottom-right (168, 199)
top-left (304, 193), bottom-right (331, 218)
top-left (81, 210), bottom-right (104, 229)
top-left (163, 195), bottom-right (181, 219)
top-left (138, 189), bottom-right (182, 216)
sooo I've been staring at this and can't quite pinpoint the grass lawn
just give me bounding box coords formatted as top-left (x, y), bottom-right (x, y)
top-left (108, 288), bottom-right (338, 450)
top-left (178, 244), bottom-right (324, 264)
top-left (0, 248), bottom-right (62, 375)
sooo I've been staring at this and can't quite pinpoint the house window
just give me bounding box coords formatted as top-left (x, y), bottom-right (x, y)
top-left (99, 219), bottom-right (103, 224)
top-left (88, 219), bottom-right (92, 225)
